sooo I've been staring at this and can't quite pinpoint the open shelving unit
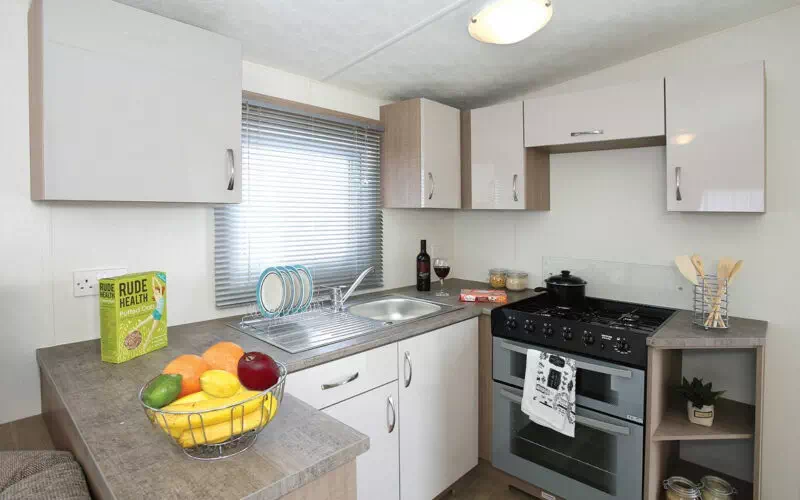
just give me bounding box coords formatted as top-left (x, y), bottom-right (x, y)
top-left (644, 345), bottom-right (764, 500)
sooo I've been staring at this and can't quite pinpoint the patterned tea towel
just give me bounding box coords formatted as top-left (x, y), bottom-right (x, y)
top-left (520, 348), bottom-right (577, 437)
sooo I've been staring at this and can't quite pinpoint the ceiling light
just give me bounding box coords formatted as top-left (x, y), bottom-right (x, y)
top-left (469, 0), bottom-right (553, 45)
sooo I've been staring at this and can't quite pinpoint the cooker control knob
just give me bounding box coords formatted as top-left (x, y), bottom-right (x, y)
top-left (542, 323), bottom-right (554, 337)
top-left (600, 341), bottom-right (606, 350)
top-left (582, 331), bottom-right (595, 346)
top-left (562, 327), bottom-right (573, 341)
top-left (523, 321), bottom-right (536, 334)
top-left (615, 339), bottom-right (631, 354)
top-left (505, 318), bottom-right (517, 331)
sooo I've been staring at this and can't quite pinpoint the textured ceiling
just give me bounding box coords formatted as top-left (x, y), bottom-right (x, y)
top-left (114, 0), bottom-right (798, 108)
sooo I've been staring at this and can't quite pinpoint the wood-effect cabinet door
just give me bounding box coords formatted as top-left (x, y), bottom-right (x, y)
top-left (398, 318), bottom-right (479, 500)
top-left (324, 381), bottom-right (400, 500)
top-left (420, 99), bottom-right (461, 208)
top-left (470, 101), bottom-right (525, 210)
top-left (666, 61), bottom-right (765, 212)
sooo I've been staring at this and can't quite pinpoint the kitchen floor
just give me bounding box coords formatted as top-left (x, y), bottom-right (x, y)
top-left (441, 460), bottom-right (534, 500)
top-left (0, 415), bottom-right (54, 451)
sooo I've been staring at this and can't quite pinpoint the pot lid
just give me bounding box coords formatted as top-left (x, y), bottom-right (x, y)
top-left (545, 270), bottom-right (587, 287)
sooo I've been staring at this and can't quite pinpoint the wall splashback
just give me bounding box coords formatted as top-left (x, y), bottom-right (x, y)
top-left (542, 257), bottom-right (692, 309)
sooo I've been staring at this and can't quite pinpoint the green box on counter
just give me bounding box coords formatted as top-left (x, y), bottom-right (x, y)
top-left (99, 271), bottom-right (167, 363)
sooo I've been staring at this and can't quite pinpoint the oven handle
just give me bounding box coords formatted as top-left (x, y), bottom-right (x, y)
top-left (498, 388), bottom-right (631, 436)
top-left (498, 340), bottom-right (633, 379)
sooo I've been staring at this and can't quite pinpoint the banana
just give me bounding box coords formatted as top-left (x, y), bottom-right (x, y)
top-left (178, 394), bottom-right (279, 448)
top-left (155, 390), bottom-right (263, 435)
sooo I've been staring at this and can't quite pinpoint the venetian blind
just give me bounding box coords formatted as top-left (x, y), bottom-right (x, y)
top-left (214, 99), bottom-right (384, 308)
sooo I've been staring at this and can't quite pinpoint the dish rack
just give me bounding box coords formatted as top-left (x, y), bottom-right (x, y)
top-left (693, 274), bottom-right (729, 329)
top-left (139, 363), bottom-right (286, 460)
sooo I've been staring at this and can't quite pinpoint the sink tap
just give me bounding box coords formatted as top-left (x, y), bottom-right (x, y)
top-left (334, 266), bottom-right (374, 311)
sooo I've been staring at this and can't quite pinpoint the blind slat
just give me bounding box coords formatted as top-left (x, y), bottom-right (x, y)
top-left (214, 101), bottom-right (384, 308)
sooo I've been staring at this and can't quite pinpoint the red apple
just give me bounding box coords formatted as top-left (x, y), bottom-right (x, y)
top-left (238, 351), bottom-right (280, 390)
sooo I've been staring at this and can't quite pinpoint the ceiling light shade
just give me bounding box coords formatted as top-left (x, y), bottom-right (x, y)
top-left (469, 0), bottom-right (553, 45)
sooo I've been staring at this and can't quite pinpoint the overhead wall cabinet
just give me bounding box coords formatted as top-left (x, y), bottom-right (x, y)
top-left (665, 61), bottom-right (765, 213)
top-left (462, 101), bottom-right (549, 210)
top-left (28, 0), bottom-right (242, 203)
top-left (380, 98), bottom-right (461, 208)
top-left (523, 79), bottom-right (666, 150)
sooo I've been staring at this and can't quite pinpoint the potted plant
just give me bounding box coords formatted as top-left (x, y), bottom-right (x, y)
top-left (676, 377), bottom-right (725, 427)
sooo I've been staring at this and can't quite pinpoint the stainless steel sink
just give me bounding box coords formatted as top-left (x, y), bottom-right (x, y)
top-left (347, 296), bottom-right (443, 323)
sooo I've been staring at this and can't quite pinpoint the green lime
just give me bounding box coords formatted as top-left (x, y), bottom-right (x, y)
top-left (142, 374), bottom-right (182, 408)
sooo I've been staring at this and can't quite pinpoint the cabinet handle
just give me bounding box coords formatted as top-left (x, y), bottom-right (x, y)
top-left (226, 149), bottom-right (235, 191)
top-left (321, 372), bottom-right (359, 390)
top-left (427, 172), bottom-right (435, 200)
top-left (386, 395), bottom-right (396, 433)
top-left (675, 166), bottom-right (682, 201)
top-left (512, 174), bottom-right (519, 202)
top-left (403, 351), bottom-right (412, 388)
top-left (570, 130), bottom-right (604, 137)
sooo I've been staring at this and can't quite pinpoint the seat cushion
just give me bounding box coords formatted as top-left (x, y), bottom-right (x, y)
top-left (0, 451), bottom-right (90, 500)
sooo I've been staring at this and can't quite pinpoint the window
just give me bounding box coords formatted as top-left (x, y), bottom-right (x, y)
top-left (214, 98), bottom-right (383, 308)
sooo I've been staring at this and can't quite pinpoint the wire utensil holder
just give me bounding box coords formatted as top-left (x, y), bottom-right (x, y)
top-left (693, 274), bottom-right (729, 330)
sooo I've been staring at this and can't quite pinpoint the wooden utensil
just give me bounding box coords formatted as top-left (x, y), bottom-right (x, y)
top-left (690, 254), bottom-right (705, 277)
top-left (675, 255), bottom-right (699, 285)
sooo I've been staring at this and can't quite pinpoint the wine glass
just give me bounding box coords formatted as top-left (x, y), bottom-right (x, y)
top-left (433, 258), bottom-right (451, 297)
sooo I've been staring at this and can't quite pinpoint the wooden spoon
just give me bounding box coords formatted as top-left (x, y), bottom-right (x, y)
top-left (675, 255), bottom-right (699, 285)
top-left (690, 254), bottom-right (705, 277)
top-left (728, 260), bottom-right (744, 284)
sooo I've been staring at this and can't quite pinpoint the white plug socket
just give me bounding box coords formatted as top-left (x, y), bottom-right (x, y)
top-left (73, 268), bottom-right (128, 297)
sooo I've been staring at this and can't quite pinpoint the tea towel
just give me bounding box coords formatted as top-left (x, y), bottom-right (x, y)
top-left (521, 349), bottom-right (577, 437)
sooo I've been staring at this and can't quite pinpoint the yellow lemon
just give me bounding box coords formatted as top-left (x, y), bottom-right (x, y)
top-left (199, 369), bottom-right (241, 398)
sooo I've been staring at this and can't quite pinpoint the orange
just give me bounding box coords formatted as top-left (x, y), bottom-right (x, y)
top-left (163, 354), bottom-right (210, 398)
top-left (202, 341), bottom-right (244, 376)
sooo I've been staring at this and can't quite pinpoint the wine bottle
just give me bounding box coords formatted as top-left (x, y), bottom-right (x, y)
top-left (416, 240), bottom-right (431, 291)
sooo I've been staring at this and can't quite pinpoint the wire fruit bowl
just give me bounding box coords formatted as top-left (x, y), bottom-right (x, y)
top-left (138, 362), bottom-right (287, 460)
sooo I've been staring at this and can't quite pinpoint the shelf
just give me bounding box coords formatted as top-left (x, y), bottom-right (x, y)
top-left (669, 459), bottom-right (753, 500)
top-left (652, 398), bottom-right (755, 441)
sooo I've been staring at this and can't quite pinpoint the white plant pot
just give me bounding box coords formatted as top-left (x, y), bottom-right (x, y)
top-left (687, 401), bottom-right (715, 427)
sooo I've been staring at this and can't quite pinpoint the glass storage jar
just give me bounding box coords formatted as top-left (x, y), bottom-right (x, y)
top-left (489, 269), bottom-right (507, 289)
top-left (664, 476), bottom-right (702, 500)
top-left (505, 271), bottom-right (529, 291)
top-left (700, 476), bottom-right (737, 499)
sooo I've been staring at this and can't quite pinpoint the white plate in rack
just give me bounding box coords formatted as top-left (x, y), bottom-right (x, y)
top-left (256, 267), bottom-right (286, 318)
top-left (294, 265), bottom-right (314, 312)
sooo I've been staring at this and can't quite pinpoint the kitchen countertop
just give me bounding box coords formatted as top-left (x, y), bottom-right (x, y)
top-left (35, 279), bottom-right (533, 500)
top-left (647, 309), bottom-right (768, 349)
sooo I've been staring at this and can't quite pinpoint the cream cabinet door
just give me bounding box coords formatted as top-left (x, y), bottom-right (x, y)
top-left (524, 79), bottom-right (664, 148)
top-left (420, 99), bottom-right (461, 208)
top-left (666, 61), bottom-right (765, 212)
top-left (324, 382), bottom-right (400, 500)
top-left (470, 101), bottom-right (525, 210)
top-left (398, 318), bottom-right (479, 500)
top-left (30, 0), bottom-right (242, 203)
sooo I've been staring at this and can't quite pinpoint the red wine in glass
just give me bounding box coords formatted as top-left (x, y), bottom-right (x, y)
top-left (434, 266), bottom-right (450, 279)
top-left (433, 258), bottom-right (450, 296)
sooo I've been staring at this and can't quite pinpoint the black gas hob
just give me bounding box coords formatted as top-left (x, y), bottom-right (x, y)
top-left (491, 294), bottom-right (677, 368)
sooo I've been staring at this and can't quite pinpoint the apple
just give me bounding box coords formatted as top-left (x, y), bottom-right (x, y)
top-left (238, 351), bottom-right (280, 390)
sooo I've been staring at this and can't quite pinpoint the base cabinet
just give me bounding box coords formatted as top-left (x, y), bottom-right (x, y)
top-left (323, 382), bottom-right (400, 500)
top-left (397, 318), bottom-right (479, 500)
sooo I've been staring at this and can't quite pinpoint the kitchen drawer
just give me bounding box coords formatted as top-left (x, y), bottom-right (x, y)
top-left (286, 343), bottom-right (398, 409)
top-left (523, 79), bottom-right (665, 148)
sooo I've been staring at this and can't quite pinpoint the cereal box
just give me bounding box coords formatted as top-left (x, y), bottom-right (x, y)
top-left (99, 271), bottom-right (167, 363)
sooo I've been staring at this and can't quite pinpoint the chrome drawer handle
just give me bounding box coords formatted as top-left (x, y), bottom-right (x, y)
top-left (321, 372), bottom-right (359, 390)
top-left (427, 172), bottom-right (435, 200)
top-left (675, 166), bottom-right (682, 201)
top-left (226, 148), bottom-right (235, 191)
top-left (570, 130), bottom-right (604, 137)
top-left (512, 174), bottom-right (519, 202)
top-left (386, 395), bottom-right (396, 433)
top-left (403, 351), bottom-right (413, 388)
top-left (575, 415), bottom-right (630, 436)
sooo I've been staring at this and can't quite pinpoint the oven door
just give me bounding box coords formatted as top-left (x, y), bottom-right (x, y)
top-left (493, 383), bottom-right (643, 500)
top-left (492, 337), bottom-right (645, 422)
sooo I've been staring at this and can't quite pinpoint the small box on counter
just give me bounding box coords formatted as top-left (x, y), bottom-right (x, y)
top-left (99, 271), bottom-right (167, 363)
top-left (459, 289), bottom-right (508, 303)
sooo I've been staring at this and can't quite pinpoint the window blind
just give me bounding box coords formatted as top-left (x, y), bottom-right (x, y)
top-left (214, 99), bottom-right (384, 308)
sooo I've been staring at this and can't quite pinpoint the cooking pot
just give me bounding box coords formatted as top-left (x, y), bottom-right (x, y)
top-left (534, 270), bottom-right (587, 308)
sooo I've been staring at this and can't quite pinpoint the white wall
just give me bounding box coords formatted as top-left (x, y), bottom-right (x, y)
top-left (0, 4), bottom-right (454, 424)
top-left (454, 6), bottom-right (800, 498)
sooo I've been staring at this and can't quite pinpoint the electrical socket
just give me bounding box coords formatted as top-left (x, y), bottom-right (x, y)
top-left (73, 268), bottom-right (128, 297)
